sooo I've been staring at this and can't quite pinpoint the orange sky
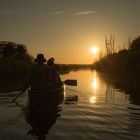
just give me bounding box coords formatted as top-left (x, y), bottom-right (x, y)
top-left (0, 0), bottom-right (140, 64)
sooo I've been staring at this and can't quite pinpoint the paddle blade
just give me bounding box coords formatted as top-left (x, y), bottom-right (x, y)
top-left (64, 79), bottom-right (77, 86)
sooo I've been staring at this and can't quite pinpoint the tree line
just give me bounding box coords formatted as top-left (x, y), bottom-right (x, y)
top-left (0, 41), bottom-right (92, 76)
top-left (92, 36), bottom-right (140, 78)
top-left (0, 41), bottom-right (33, 76)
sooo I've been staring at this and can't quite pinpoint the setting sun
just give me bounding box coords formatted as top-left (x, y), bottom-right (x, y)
top-left (91, 47), bottom-right (99, 54)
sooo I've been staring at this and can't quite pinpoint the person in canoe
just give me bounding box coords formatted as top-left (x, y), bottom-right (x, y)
top-left (31, 54), bottom-right (62, 90)
top-left (12, 53), bottom-right (76, 101)
top-left (47, 57), bottom-right (62, 88)
top-left (22, 53), bottom-right (62, 92)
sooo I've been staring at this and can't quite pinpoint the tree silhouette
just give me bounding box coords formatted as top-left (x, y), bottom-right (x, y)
top-left (105, 35), bottom-right (115, 55)
top-left (0, 41), bottom-right (16, 58)
top-left (16, 45), bottom-right (27, 60)
top-left (0, 41), bottom-right (32, 62)
top-left (130, 36), bottom-right (140, 52)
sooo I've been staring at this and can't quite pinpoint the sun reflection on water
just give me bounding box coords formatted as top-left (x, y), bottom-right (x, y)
top-left (92, 77), bottom-right (98, 89)
top-left (90, 96), bottom-right (96, 103)
top-left (90, 71), bottom-right (99, 104)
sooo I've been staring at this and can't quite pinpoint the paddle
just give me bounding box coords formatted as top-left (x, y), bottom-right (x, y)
top-left (12, 91), bottom-right (25, 102)
top-left (63, 79), bottom-right (77, 86)
top-left (12, 79), bottom-right (77, 102)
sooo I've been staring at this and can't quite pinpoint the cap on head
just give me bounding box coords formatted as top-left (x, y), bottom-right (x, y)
top-left (35, 53), bottom-right (46, 63)
top-left (49, 57), bottom-right (55, 61)
top-left (47, 57), bottom-right (55, 66)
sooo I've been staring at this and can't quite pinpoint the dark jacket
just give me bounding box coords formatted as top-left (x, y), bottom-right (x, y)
top-left (47, 64), bottom-right (62, 88)
top-left (22, 63), bottom-right (62, 91)
top-left (30, 63), bottom-right (51, 90)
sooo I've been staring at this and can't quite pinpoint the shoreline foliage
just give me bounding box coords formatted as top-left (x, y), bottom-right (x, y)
top-left (0, 41), bottom-right (33, 76)
top-left (92, 36), bottom-right (140, 78)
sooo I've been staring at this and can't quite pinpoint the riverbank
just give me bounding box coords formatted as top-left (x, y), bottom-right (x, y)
top-left (58, 64), bottom-right (91, 74)
top-left (92, 36), bottom-right (140, 79)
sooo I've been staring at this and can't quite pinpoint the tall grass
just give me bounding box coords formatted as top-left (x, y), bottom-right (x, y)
top-left (92, 36), bottom-right (140, 78)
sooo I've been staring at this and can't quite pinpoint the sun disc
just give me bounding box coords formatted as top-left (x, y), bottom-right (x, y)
top-left (91, 47), bottom-right (99, 54)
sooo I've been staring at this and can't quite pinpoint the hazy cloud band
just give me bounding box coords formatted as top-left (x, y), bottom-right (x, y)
top-left (75, 10), bottom-right (96, 15)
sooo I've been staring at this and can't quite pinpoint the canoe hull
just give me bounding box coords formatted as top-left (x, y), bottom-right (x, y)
top-left (25, 87), bottom-right (64, 136)
top-left (28, 86), bottom-right (64, 107)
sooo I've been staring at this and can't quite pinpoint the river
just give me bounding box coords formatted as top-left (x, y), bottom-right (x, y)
top-left (0, 70), bottom-right (140, 140)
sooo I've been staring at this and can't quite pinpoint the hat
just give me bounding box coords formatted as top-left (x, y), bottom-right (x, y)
top-left (49, 57), bottom-right (55, 61)
top-left (35, 54), bottom-right (46, 63)
top-left (47, 57), bottom-right (55, 67)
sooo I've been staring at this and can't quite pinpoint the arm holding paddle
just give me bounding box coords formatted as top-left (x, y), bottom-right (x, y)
top-left (12, 55), bottom-right (77, 102)
top-left (63, 79), bottom-right (77, 86)
top-left (12, 79), bottom-right (77, 102)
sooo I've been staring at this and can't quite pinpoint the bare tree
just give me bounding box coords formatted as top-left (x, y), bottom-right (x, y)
top-left (105, 35), bottom-right (115, 55)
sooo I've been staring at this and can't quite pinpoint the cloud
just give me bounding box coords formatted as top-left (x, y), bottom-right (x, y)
top-left (0, 10), bottom-right (16, 14)
top-left (75, 10), bottom-right (96, 15)
top-left (51, 11), bottom-right (64, 15)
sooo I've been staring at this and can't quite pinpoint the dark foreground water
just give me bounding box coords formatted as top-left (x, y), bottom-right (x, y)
top-left (0, 70), bottom-right (140, 140)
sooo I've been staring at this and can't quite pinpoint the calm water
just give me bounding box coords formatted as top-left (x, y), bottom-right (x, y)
top-left (0, 70), bottom-right (140, 140)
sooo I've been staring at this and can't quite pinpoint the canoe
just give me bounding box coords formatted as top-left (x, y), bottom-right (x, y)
top-left (26, 86), bottom-right (64, 137)
top-left (28, 85), bottom-right (64, 107)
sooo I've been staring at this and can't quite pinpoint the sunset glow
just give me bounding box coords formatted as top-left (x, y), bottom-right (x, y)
top-left (90, 96), bottom-right (96, 103)
top-left (0, 0), bottom-right (140, 64)
top-left (91, 47), bottom-right (99, 54)
top-left (92, 78), bottom-right (97, 89)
